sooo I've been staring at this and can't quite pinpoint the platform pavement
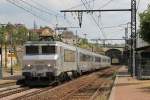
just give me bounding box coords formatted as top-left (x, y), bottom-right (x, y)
top-left (3, 70), bottom-right (21, 78)
top-left (0, 71), bottom-right (22, 85)
top-left (109, 66), bottom-right (150, 100)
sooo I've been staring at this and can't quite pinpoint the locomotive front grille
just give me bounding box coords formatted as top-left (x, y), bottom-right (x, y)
top-left (36, 65), bottom-right (44, 70)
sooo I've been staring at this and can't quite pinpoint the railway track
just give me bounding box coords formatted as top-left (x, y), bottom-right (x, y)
top-left (14, 67), bottom-right (118, 100)
top-left (62, 68), bottom-right (116, 100)
top-left (0, 67), bottom-right (118, 100)
top-left (0, 86), bottom-right (29, 99)
top-left (13, 86), bottom-right (53, 100)
top-left (0, 85), bottom-right (20, 93)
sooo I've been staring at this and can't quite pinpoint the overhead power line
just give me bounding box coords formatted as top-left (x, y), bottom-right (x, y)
top-left (19, 0), bottom-right (72, 25)
top-left (66, 0), bottom-right (97, 10)
top-left (6, 0), bottom-right (55, 26)
top-left (7, 0), bottom-right (73, 27)
top-left (31, 0), bottom-right (61, 16)
top-left (81, 0), bottom-right (106, 39)
top-left (19, 0), bottom-right (55, 16)
top-left (136, 0), bottom-right (141, 12)
top-left (30, 0), bottom-right (72, 25)
top-left (99, 0), bottom-right (115, 9)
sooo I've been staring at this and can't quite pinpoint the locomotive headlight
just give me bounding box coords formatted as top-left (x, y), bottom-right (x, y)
top-left (27, 64), bottom-right (31, 67)
top-left (47, 64), bottom-right (51, 67)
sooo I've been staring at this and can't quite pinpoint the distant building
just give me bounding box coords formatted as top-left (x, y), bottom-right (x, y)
top-left (61, 31), bottom-right (79, 45)
top-left (30, 27), bottom-right (55, 37)
top-left (14, 23), bottom-right (25, 28)
top-left (30, 27), bottom-right (55, 41)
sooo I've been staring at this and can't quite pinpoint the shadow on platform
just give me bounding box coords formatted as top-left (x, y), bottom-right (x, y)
top-left (138, 86), bottom-right (150, 93)
top-left (117, 71), bottom-right (131, 77)
top-left (115, 82), bottom-right (140, 87)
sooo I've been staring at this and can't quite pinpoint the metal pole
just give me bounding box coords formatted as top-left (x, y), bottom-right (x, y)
top-left (83, 33), bottom-right (87, 39)
top-left (75, 30), bottom-right (78, 46)
top-left (10, 32), bottom-right (13, 75)
top-left (0, 42), bottom-right (2, 79)
top-left (61, 9), bottom-right (131, 12)
top-left (131, 0), bottom-right (136, 77)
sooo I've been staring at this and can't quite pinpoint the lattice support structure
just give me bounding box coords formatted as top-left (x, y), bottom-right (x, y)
top-left (131, 0), bottom-right (136, 77)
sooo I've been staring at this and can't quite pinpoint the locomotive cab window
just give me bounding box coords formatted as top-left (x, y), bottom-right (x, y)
top-left (95, 57), bottom-right (101, 62)
top-left (42, 45), bottom-right (56, 54)
top-left (26, 46), bottom-right (39, 55)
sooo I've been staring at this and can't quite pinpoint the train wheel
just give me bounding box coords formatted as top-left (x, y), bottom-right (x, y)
top-left (64, 72), bottom-right (71, 81)
top-left (72, 71), bottom-right (79, 78)
top-left (16, 79), bottom-right (25, 85)
top-left (52, 78), bottom-right (61, 86)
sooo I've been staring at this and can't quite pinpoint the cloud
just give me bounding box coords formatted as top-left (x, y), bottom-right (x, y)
top-left (0, 0), bottom-right (7, 4)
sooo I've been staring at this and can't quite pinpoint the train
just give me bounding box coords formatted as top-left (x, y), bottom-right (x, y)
top-left (20, 41), bottom-right (111, 86)
top-left (111, 58), bottom-right (120, 65)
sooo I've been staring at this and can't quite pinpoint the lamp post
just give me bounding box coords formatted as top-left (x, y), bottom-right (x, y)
top-left (0, 40), bottom-right (2, 79)
top-left (10, 32), bottom-right (13, 75)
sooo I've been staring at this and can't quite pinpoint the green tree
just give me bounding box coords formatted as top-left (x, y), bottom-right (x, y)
top-left (78, 38), bottom-right (91, 49)
top-left (13, 25), bottom-right (28, 44)
top-left (139, 5), bottom-right (150, 43)
top-left (0, 26), bottom-right (5, 43)
top-left (0, 23), bottom-right (29, 69)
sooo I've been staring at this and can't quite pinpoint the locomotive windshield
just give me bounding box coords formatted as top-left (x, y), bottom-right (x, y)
top-left (26, 46), bottom-right (39, 55)
top-left (25, 45), bottom-right (56, 55)
top-left (42, 46), bottom-right (56, 54)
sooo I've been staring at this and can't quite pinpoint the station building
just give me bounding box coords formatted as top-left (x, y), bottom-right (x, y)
top-left (136, 34), bottom-right (150, 79)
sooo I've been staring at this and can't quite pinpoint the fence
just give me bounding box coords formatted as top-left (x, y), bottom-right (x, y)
top-left (137, 58), bottom-right (150, 79)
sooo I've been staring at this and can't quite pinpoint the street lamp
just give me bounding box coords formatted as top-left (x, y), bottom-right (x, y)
top-left (10, 32), bottom-right (13, 75)
top-left (0, 39), bottom-right (2, 79)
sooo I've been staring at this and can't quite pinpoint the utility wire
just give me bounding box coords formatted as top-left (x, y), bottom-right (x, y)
top-left (19, 0), bottom-right (55, 16)
top-left (6, 0), bottom-right (55, 26)
top-left (99, 0), bottom-right (115, 9)
top-left (30, 0), bottom-right (72, 25)
top-left (136, 0), bottom-right (141, 12)
top-left (81, 0), bottom-right (106, 39)
top-left (18, 0), bottom-right (73, 26)
top-left (31, 0), bottom-right (61, 16)
top-left (66, 0), bottom-right (97, 10)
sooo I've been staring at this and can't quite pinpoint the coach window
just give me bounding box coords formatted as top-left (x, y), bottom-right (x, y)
top-left (80, 53), bottom-right (87, 61)
top-left (26, 46), bottom-right (39, 55)
top-left (88, 55), bottom-right (93, 61)
top-left (90, 56), bottom-right (94, 61)
top-left (103, 59), bottom-right (105, 62)
top-left (95, 57), bottom-right (101, 62)
top-left (42, 45), bottom-right (56, 54)
top-left (64, 49), bottom-right (75, 62)
top-left (103, 59), bottom-right (106, 62)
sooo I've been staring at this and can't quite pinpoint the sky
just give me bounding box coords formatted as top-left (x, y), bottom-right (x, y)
top-left (0, 0), bottom-right (150, 44)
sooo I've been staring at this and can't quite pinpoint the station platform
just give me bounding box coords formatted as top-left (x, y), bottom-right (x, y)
top-left (109, 66), bottom-right (150, 100)
top-left (0, 71), bottom-right (21, 85)
top-left (3, 70), bottom-right (22, 80)
top-left (0, 80), bottom-right (16, 85)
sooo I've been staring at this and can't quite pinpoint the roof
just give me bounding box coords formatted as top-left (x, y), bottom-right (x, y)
top-left (136, 45), bottom-right (150, 51)
top-left (24, 41), bottom-right (109, 58)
